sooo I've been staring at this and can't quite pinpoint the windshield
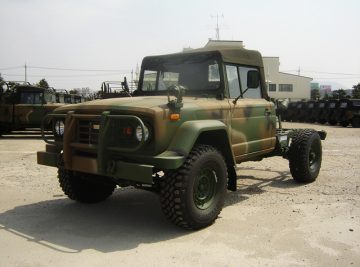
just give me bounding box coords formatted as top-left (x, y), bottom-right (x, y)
top-left (140, 55), bottom-right (221, 94)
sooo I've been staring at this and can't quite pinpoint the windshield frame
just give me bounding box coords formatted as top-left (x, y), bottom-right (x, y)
top-left (136, 51), bottom-right (225, 97)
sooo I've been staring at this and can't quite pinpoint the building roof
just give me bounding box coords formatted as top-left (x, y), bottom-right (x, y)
top-left (279, 72), bottom-right (313, 80)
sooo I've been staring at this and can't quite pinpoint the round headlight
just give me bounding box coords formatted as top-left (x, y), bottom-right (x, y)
top-left (54, 120), bottom-right (65, 136)
top-left (135, 124), bottom-right (149, 142)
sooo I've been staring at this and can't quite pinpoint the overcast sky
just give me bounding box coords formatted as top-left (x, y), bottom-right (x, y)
top-left (1, 0), bottom-right (359, 90)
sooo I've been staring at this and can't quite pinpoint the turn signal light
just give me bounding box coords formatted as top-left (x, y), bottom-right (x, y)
top-left (170, 113), bottom-right (180, 121)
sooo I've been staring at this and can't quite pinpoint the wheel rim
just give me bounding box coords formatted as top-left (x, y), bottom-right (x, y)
top-left (193, 168), bottom-right (217, 210)
top-left (309, 142), bottom-right (320, 172)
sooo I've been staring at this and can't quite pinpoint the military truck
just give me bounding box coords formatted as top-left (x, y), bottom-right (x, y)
top-left (336, 99), bottom-right (360, 127)
top-left (37, 46), bottom-right (326, 230)
top-left (326, 99), bottom-right (339, 125)
top-left (0, 83), bottom-right (64, 135)
top-left (317, 100), bottom-right (328, 124)
top-left (306, 101), bottom-right (317, 123)
top-left (294, 101), bottom-right (307, 122)
top-left (282, 101), bottom-right (298, 122)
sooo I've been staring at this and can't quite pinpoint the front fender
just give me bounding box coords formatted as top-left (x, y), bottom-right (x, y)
top-left (168, 120), bottom-right (229, 156)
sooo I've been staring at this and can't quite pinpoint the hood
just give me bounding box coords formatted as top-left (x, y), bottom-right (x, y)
top-left (53, 96), bottom-right (172, 115)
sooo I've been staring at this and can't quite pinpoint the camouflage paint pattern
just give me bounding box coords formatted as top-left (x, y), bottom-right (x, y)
top-left (0, 85), bottom-right (65, 133)
top-left (37, 47), bottom-right (278, 184)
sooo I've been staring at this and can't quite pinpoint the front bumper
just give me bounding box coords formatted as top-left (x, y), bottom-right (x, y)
top-left (37, 149), bottom-right (154, 184)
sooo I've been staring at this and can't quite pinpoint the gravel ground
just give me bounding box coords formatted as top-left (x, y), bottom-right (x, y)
top-left (0, 123), bottom-right (359, 266)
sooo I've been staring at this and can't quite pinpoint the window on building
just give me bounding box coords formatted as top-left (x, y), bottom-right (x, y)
top-left (268, 84), bottom-right (276, 92)
top-left (279, 84), bottom-right (293, 92)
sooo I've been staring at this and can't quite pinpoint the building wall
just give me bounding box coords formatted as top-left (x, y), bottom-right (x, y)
top-left (263, 57), bottom-right (312, 100)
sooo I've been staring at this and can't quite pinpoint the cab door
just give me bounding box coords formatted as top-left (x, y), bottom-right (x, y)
top-left (225, 65), bottom-right (276, 162)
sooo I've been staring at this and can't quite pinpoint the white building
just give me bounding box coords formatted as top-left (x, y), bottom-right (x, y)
top-left (263, 57), bottom-right (312, 101)
top-left (203, 40), bottom-right (313, 100)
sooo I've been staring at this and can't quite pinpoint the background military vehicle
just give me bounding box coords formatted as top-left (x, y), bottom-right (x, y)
top-left (317, 100), bottom-right (328, 124)
top-left (0, 82), bottom-right (64, 135)
top-left (334, 99), bottom-right (351, 127)
top-left (306, 100), bottom-right (317, 123)
top-left (282, 101), bottom-right (297, 121)
top-left (37, 46), bottom-right (326, 230)
top-left (325, 99), bottom-right (339, 125)
top-left (337, 99), bottom-right (360, 127)
top-left (294, 101), bottom-right (307, 122)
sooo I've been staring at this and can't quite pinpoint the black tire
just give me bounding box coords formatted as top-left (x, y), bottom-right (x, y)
top-left (352, 117), bottom-right (360, 128)
top-left (340, 121), bottom-right (349, 127)
top-left (58, 157), bottom-right (116, 203)
top-left (289, 129), bottom-right (322, 183)
top-left (160, 144), bottom-right (227, 230)
top-left (328, 120), bottom-right (337, 126)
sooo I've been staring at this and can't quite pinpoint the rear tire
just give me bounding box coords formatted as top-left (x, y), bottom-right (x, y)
top-left (160, 144), bottom-right (227, 230)
top-left (340, 121), bottom-right (349, 127)
top-left (58, 156), bottom-right (116, 203)
top-left (289, 129), bottom-right (322, 183)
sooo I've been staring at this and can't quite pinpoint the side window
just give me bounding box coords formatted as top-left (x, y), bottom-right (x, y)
top-left (226, 65), bottom-right (240, 98)
top-left (238, 67), bottom-right (262, 99)
top-left (142, 70), bottom-right (157, 91)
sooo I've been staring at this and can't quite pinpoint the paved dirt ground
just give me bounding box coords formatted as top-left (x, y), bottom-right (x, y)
top-left (0, 122), bottom-right (359, 266)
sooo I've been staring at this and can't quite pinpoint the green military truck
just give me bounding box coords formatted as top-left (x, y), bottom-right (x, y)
top-left (0, 83), bottom-right (64, 135)
top-left (37, 46), bottom-right (326, 229)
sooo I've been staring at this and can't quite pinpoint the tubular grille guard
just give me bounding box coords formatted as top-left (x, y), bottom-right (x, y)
top-left (41, 111), bottom-right (148, 153)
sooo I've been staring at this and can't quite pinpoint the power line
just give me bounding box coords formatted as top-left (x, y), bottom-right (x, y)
top-left (282, 69), bottom-right (360, 76)
top-left (0, 65), bottom-right (23, 70)
top-left (28, 66), bottom-right (131, 72)
top-left (2, 72), bottom-right (128, 78)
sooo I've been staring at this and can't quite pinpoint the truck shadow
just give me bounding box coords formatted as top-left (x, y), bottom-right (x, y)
top-left (225, 166), bottom-right (298, 207)
top-left (0, 188), bottom-right (186, 253)
top-left (0, 167), bottom-right (301, 253)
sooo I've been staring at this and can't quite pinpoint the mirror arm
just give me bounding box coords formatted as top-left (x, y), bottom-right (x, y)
top-left (232, 87), bottom-right (248, 105)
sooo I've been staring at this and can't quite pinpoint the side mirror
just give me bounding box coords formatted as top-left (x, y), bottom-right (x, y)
top-left (247, 70), bottom-right (260, 88)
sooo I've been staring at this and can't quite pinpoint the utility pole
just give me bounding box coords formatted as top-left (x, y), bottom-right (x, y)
top-left (297, 66), bottom-right (300, 76)
top-left (211, 14), bottom-right (224, 40)
top-left (25, 63), bottom-right (27, 83)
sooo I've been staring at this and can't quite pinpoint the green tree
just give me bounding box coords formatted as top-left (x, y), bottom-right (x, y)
top-left (311, 89), bottom-right (320, 100)
top-left (352, 83), bottom-right (360, 99)
top-left (36, 78), bottom-right (49, 88)
top-left (0, 73), bottom-right (5, 93)
top-left (331, 89), bottom-right (347, 100)
top-left (69, 89), bottom-right (79, 95)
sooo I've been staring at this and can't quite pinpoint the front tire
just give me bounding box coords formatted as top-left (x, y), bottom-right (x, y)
top-left (160, 145), bottom-right (227, 230)
top-left (289, 129), bottom-right (322, 183)
top-left (58, 157), bottom-right (116, 203)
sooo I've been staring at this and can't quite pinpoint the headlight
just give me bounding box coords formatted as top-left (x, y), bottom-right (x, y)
top-left (54, 120), bottom-right (65, 136)
top-left (135, 124), bottom-right (149, 142)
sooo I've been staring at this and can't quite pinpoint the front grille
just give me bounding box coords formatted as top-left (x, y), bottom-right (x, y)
top-left (77, 119), bottom-right (100, 145)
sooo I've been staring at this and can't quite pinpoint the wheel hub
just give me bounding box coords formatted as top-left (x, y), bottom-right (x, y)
top-left (193, 169), bottom-right (217, 210)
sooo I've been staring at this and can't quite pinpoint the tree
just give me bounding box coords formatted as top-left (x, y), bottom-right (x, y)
top-left (331, 89), bottom-right (347, 100)
top-left (0, 73), bottom-right (5, 93)
top-left (69, 89), bottom-right (79, 95)
top-left (36, 78), bottom-right (49, 88)
top-left (352, 83), bottom-right (360, 99)
top-left (311, 89), bottom-right (320, 100)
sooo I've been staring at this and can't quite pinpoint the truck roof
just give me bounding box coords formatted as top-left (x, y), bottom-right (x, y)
top-left (143, 46), bottom-right (264, 68)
